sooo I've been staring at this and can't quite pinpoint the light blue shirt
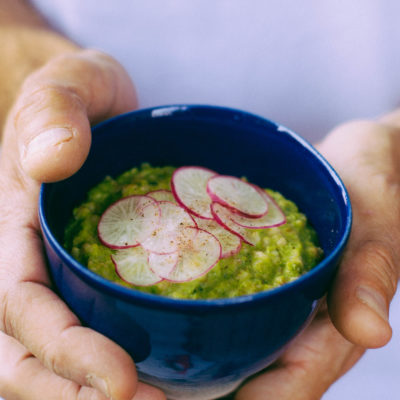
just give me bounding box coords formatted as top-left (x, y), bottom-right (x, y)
top-left (31, 0), bottom-right (400, 142)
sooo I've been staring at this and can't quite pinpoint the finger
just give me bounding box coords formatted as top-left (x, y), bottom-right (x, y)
top-left (0, 332), bottom-right (166, 400)
top-left (328, 239), bottom-right (396, 348)
top-left (2, 282), bottom-right (138, 400)
top-left (317, 121), bottom-right (400, 348)
top-left (235, 306), bottom-right (365, 400)
top-left (133, 383), bottom-right (167, 400)
top-left (10, 49), bottom-right (137, 182)
top-left (0, 331), bottom-right (109, 400)
top-left (379, 108), bottom-right (400, 128)
top-left (0, 196), bottom-right (138, 400)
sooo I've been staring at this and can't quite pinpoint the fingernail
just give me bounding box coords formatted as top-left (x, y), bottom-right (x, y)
top-left (86, 373), bottom-right (111, 398)
top-left (23, 128), bottom-right (73, 160)
top-left (356, 285), bottom-right (389, 322)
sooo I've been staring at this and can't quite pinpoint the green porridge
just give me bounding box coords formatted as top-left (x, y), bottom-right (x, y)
top-left (64, 164), bottom-right (323, 299)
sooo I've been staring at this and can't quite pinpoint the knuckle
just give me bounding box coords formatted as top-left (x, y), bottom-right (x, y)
top-left (39, 336), bottom-right (61, 375)
top-left (76, 386), bottom-right (105, 400)
top-left (0, 334), bottom-right (31, 397)
top-left (0, 287), bottom-right (11, 333)
top-left (38, 324), bottom-right (78, 378)
top-left (62, 49), bottom-right (129, 116)
top-left (361, 239), bottom-right (398, 298)
top-left (16, 82), bottom-right (82, 113)
top-left (49, 50), bottom-right (116, 103)
top-left (60, 381), bottom-right (82, 400)
top-left (11, 48), bottom-right (128, 135)
top-left (330, 119), bottom-right (381, 137)
top-left (13, 83), bottom-right (85, 135)
top-left (81, 48), bottom-right (117, 66)
top-left (0, 285), bottom-right (22, 337)
top-left (368, 171), bottom-right (400, 201)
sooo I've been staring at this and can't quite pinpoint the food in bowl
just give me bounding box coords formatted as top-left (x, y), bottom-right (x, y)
top-left (64, 163), bottom-right (323, 299)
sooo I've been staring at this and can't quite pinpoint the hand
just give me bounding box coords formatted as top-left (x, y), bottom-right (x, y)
top-left (231, 118), bottom-right (400, 399)
top-left (0, 49), bottom-right (166, 400)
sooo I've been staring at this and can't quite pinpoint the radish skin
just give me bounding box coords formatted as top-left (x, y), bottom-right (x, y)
top-left (171, 166), bottom-right (217, 219)
top-left (165, 227), bottom-right (222, 282)
top-left (207, 175), bottom-right (268, 218)
top-left (231, 189), bottom-right (286, 229)
top-left (148, 251), bottom-right (179, 278)
top-left (194, 216), bottom-right (242, 258)
top-left (112, 246), bottom-right (163, 286)
top-left (98, 167), bottom-right (287, 285)
top-left (211, 202), bottom-right (256, 246)
top-left (147, 189), bottom-right (176, 203)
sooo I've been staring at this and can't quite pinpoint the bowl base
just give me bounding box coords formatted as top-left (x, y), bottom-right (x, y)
top-left (139, 372), bottom-right (243, 400)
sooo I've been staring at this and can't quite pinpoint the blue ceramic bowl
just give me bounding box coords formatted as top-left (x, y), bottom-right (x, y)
top-left (39, 105), bottom-right (351, 400)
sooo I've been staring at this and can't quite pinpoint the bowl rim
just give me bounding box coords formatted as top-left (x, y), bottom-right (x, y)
top-left (39, 104), bottom-right (352, 311)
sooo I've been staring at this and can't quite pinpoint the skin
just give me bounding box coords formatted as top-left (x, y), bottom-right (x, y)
top-left (0, 1), bottom-right (398, 399)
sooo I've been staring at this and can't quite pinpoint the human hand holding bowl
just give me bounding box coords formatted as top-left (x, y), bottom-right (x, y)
top-left (0, 49), bottom-right (165, 400)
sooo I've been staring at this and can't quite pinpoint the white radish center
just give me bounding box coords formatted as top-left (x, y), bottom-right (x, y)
top-left (166, 228), bottom-right (222, 282)
top-left (207, 176), bottom-right (268, 217)
top-left (98, 195), bottom-right (160, 248)
top-left (112, 246), bottom-right (162, 286)
top-left (211, 202), bottom-right (256, 246)
top-left (171, 166), bottom-right (217, 219)
top-left (141, 201), bottom-right (196, 254)
top-left (194, 216), bottom-right (241, 258)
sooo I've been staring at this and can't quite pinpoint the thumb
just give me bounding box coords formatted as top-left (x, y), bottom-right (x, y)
top-left (317, 120), bottom-right (400, 348)
top-left (328, 239), bottom-right (396, 348)
top-left (7, 49), bottom-right (137, 182)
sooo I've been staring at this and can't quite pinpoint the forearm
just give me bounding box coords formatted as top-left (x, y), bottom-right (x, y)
top-left (0, 0), bottom-right (79, 135)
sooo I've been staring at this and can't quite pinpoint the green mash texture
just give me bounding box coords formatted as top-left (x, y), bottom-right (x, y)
top-left (64, 164), bottom-right (323, 299)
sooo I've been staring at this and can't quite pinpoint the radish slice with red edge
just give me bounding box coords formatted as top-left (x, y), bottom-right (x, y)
top-left (112, 246), bottom-right (163, 286)
top-left (165, 227), bottom-right (221, 282)
top-left (147, 189), bottom-right (176, 203)
top-left (141, 201), bottom-right (197, 254)
top-left (148, 251), bottom-right (179, 278)
top-left (171, 166), bottom-right (217, 219)
top-left (211, 202), bottom-right (256, 246)
top-left (193, 216), bottom-right (242, 258)
top-left (231, 190), bottom-right (286, 229)
top-left (98, 195), bottom-right (160, 249)
top-left (207, 175), bottom-right (268, 218)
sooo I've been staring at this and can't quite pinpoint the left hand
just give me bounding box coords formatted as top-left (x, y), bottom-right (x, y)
top-left (0, 49), bottom-right (165, 400)
top-left (231, 117), bottom-right (400, 399)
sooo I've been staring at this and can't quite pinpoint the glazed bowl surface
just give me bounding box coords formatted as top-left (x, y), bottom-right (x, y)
top-left (39, 105), bottom-right (352, 400)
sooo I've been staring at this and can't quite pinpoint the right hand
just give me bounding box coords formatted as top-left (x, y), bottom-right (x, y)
top-left (231, 118), bottom-right (400, 399)
top-left (0, 49), bottom-right (166, 400)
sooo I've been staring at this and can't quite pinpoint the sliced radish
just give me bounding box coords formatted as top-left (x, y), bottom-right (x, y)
top-left (98, 195), bottom-right (160, 249)
top-left (166, 227), bottom-right (221, 282)
top-left (171, 166), bottom-right (217, 219)
top-left (207, 176), bottom-right (268, 218)
top-left (211, 202), bottom-right (256, 246)
top-left (112, 246), bottom-right (163, 286)
top-left (194, 216), bottom-right (242, 258)
top-left (148, 251), bottom-right (179, 278)
top-left (141, 201), bottom-right (197, 254)
top-left (231, 190), bottom-right (286, 229)
top-left (100, 166), bottom-right (288, 286)
top-left (147, 189), bottom-right (176, 203)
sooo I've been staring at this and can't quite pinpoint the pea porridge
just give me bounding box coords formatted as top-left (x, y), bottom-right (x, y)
top-left (64, 164), bottom-right (323, 299)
